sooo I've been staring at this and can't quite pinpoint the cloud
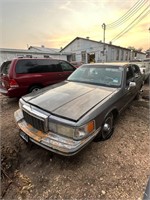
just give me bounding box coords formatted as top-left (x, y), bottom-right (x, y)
top-left (59, 1), bottom-right (71, 10)
top-left (0, 0), bottom-right (149, 50)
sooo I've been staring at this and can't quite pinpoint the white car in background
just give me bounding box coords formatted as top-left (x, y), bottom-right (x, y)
top-left (142, 58), bottom-right (150, 62)
top-left (130, 61), bottom-right (150, 82)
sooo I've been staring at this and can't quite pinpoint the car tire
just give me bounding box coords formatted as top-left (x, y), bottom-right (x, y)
top-left (134, 92), bottom-right (140, 100)
top-left (94, 113), bottom-right (114, 142)
top-left (29, 85), bottom-right (42, 93)
top-left (145, 76), bottom-right (149, 84)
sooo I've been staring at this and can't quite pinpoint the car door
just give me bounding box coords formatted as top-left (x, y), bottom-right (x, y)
top-left (131, 64), bottom-right (143, 91)
top-left (59, 61), bottom-right (76, 80)
top-left (32, 59), bottom-right (64, 86)
top-left (119, 65), bottom-right (136, 110)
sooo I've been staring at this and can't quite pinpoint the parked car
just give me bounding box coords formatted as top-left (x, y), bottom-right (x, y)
top-left (142, 58), bottom-right (150, 62)
top-left (130, 59), bottom-right (142, 62)
top-left (14, 62), bottom-right (143, 156)
top-left (130, 62), bottom-right (150, 82)
top-left (0, 58), bottom-right (76, 98)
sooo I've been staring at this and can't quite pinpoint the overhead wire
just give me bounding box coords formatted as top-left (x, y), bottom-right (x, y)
top-left (107, 0), bottom-right (147, 29)
top-left (107, 0), bottom-right (142, 27)
top-left (107, 0), bottom-right (148, 29)
top-left (111, 7), bottom-right (150, 42)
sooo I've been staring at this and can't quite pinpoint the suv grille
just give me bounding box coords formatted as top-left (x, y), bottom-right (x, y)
top-left (23, 110), bottom-right (45, 132)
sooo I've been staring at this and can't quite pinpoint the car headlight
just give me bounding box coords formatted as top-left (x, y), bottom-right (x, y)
top-left (49, 122), bottom-right (75, 138)
top-left (74, 120), bottom-right (95, 140)
top-left (49, 120), bottom-right (95, 140)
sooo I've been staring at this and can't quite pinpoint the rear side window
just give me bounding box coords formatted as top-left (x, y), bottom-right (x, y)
top-left (126, 66), bottom-right (134, 81)
top-left (16, 59), bottom-right (62, 74)
top-left (1, 61), bottom-right (11, 75)
top-left (131, 64), bottom-right (141, 75)
top-left (60, 61), bottom-right (75, 71)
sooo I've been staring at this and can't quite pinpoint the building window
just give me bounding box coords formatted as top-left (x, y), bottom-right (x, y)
top-left (26, 55), bottom-right (32, 58)
top-left (116, 49), bottom-right (119, 60)
top-left (125, 51), bottom-right (128, 60)
top-left (44, 55), bottom-right (50, 58)
top-left (111, 48), bottom-right (114, 61)
top-left (81, 51), bottom-right (86, 63)
top-left (17, 55), bottom-right (24, 58)
top-left (121, 50), bottom-right (124, 61)
top-left (72, 53), bottom-right (76, 61)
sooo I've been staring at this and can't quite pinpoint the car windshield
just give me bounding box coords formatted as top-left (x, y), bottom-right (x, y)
top-left (67, 65), bottom-right (123, 87)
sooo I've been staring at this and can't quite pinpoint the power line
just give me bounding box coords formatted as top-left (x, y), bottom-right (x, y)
top-left (107, 0), bottom-right (145, 27)
top-left (111, 6), bottom-right (149, 41)
top-left (111, 8), bottom-right (150, 42)
top-left (107, 0), bottom-right (148, 29)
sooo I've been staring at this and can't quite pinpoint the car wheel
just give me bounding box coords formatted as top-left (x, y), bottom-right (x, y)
top-left (134, 92), bottom-right (140, 100)
top-left (94, 113), bottom-right (114, 142)
top-left (29, 85), bottom-right (42, 93)
top-left (145, 76), bottom-right (149, 84)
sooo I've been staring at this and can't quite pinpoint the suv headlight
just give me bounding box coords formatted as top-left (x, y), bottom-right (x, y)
top-left (49, 120), bottom-right (95, 140)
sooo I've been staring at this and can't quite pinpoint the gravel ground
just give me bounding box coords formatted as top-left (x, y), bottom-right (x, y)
top-left (1, 83), bottom-right (149, 200)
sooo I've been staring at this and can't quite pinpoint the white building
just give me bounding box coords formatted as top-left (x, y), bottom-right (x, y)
top-left (60, 37), bottom-right (146, 63)
top-left (0, 46), bottom-right (67, 66)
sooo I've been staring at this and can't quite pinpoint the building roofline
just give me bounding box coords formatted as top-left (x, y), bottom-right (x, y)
top-left (60, 37), bottom-right (145, 54)
top-left (0, 47), bottom-right (68, 55)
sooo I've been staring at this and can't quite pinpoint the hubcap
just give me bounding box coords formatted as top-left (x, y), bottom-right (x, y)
top-left (32, 88), bottom-right (40, 92)
top-left (103, 123), bottom-right (111, 132)
top-left (102, 116), bottom-right (113, 139)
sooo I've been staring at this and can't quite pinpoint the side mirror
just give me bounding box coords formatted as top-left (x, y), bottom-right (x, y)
top-left (128, 81), bottom-right (136, 90)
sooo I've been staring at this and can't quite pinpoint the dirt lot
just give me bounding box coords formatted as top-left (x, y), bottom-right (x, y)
top-left (1, 83), bottom-right (150, 200)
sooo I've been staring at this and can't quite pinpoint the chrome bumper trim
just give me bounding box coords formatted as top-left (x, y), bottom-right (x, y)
top-left (15, 109), bottom-right (100, 156)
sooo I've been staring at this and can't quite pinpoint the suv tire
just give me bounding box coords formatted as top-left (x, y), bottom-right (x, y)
top-left (29, 85), bottom-right (42, 93)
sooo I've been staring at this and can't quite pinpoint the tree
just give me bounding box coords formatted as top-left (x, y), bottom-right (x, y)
top-left (145, 48), bottom-right (150, 58)
top-left (127, 46), bottom-right (143, 52)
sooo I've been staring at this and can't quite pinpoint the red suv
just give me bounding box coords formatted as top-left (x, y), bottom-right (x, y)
top-left (0, 58), bottom-right (76, 98)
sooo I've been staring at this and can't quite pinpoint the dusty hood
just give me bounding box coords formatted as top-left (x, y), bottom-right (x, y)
top-left (22, 81), bottom-right (117, 121)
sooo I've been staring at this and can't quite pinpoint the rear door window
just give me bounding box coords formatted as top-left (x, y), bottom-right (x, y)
top-left (16, 59), bottom-right (62, 74)
top-left (126, 66), bottom-right (134, 85)
top-left (16, 60), bottom-right (36, 73)
top-left (60, 61), bottom-right (75, 71)
top-left (131, 64), bottom-right (141, 75)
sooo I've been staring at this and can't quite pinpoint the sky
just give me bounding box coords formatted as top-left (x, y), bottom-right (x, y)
top-left (0, 0), bottom-right (150, 51)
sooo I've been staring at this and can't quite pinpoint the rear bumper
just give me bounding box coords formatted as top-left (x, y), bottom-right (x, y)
top-left (14, 109), bottom-right (100, 156)
top-left (0, 87), bottom-right (8, 95)
top-left (0, 87), bottom-right (26, 98)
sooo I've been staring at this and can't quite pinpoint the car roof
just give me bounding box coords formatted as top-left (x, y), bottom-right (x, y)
top-left (82, 62), bottom-right (130, 68)
top-left (11, 57), bottom-right (61, 61)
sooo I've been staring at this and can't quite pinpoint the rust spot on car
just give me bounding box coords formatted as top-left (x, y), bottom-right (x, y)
top-left (18, 121), bottom-right (47, 142)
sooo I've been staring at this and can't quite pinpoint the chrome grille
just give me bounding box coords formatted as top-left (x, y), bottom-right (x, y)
top-left (23, 110), bottom-right (45, 132)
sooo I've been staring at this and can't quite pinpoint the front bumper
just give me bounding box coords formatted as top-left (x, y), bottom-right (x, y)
top-left (14, 109), bottom-right (100, 156)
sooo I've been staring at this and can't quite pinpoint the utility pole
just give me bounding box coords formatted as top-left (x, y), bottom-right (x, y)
top-left (148, 27), bottom-right (150, 58)
top-left (149, 27), bottom-right (150, 49)
top-left (102, 23), bottom-right (106, 59)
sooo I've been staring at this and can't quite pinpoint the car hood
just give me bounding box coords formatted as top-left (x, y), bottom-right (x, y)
top-left (22, 81), bottom-right (118, 121)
